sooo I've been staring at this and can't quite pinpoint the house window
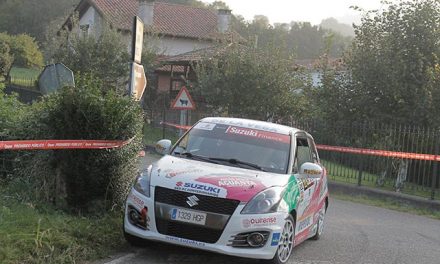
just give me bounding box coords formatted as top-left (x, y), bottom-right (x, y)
top-left (80, 24), bottom-right (90, 38)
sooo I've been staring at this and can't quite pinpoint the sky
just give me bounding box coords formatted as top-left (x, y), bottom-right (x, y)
top-left (203, 0), bottom-right (391, 25)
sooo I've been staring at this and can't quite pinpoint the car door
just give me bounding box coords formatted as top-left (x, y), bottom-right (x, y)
top-left (293, 134), bottom-right (321, 234)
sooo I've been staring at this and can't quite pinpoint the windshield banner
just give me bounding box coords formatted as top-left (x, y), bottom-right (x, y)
top-left (225, 126), bottom-right (290, 143)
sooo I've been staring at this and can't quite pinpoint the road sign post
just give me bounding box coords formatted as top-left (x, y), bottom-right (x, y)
top-left (129, 62), bottom-right (147, 101)
top-left (38, 63), bottom-right (75, 94)
top-left (129, 16), bottom-right (147, 101)
top-left (132, 16), bottom-right (144, 64)
top-left (171, 87), bottom-right (196, 136)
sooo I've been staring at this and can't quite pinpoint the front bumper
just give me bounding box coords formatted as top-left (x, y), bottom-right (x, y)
top-left (124, 187), bottom-right (288, 260)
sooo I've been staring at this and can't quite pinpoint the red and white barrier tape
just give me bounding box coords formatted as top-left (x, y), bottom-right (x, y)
top-left (316, 144), bottom-right (440, 161)
top-left (0, 139), bottom-right (131, 151)
top-left (160, 121), bottom-right (192, 130)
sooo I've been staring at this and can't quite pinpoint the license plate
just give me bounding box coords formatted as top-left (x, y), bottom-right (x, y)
top-left (171, 208), bottom-right (207, 225)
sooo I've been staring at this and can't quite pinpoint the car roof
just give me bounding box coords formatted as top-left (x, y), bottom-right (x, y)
top-left (200, 117), bottom-right (301, 135)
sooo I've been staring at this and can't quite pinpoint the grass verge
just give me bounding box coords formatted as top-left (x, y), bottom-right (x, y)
top-left (9, 67), bottom-right (41, 88)
top-left (332, 192), bottom-right (440, 220)
top-left (0, 187), bottom-right (126, 264)
top-left (323, 160), bottom-right (439, 200)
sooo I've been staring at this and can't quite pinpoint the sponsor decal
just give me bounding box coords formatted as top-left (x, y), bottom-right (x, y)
top-left (196, 175), bottom-right (267, 202)
top-left (295, 232), bottom-right (308, 245)
top-left (129, 193), bottom-right (144, 208)
top-left (271, 233), bottom-right (281, 246)
top-left (303, 169), bottom-right (321, 175)
top-left (210, 119), bottom-right (280, 133)
top-left (165, 169), bottom-right (203, 179)
top-left (165, 236), bottom-right (206, 247)
top-left (160, 167), bottom-right (203, 178)
top-left (175, 182), bottom-right (221, 197)
top-left (225, 126), bottom-right (290, 143)
top-left (320, 176), bottom-right (328, 198)
top-left (194, 122), bottom-right (216, 131)
top-left (300, 178), bottom-right (314, 190)
top-left (297, 215), bottom-right (313, 234)
top-left (218, 177), bottom-right (256, 187)
top-left (242, 217), bottom-right (278, 228)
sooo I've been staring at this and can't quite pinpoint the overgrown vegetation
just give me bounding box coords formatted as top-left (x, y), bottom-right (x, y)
top-left (11, 75), bottom-right (143, 211)
top-left (0, 185), bottom-right (125, 264)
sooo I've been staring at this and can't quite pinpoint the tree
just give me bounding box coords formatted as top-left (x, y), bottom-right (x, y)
top-left (195, 44), bottom-right (311, 120)
top-left (0, 0), bottom-right (78, 42)
top-left (53, 26), bottom-right (130, 92)
top-left (345, 0), bottom-right (440, 126)
top-left (208, 1), bottom-right (230, 10)
top-left (320, 18), bottom-right (355, 37)
top-left (0, 40), bottom-right (13, 79)
top-left (0, 33), bottom-right (44, 69)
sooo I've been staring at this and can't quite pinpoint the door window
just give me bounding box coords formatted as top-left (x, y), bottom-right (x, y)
top-left (293, 137), bottom-right (313, 172)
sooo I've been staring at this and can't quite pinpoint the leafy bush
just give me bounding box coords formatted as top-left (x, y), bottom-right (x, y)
top-left (0, 83), bottom-right (25, 182)
top-left (16, 75), bottom-right (143, 211)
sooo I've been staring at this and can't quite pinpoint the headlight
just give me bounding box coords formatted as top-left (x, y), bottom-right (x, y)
top-left (241, 186), bottom-right (286, 214)
top-left (133, 165), bottom-right (152, 197)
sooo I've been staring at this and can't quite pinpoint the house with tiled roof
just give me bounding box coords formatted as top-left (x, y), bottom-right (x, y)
top-left (69, 0), bottom-right (242, 95)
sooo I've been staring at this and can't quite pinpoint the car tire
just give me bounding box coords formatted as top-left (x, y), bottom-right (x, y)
top-left (311, 206), bottom-right (326, 241)
top-left (123, 219), bottom-right (148, 247)
top-left (266, 215), bottom-right (296, 264)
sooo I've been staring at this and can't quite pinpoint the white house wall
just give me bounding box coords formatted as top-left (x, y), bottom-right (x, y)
top-left (79, 6), bottom-right (102, 37)
top-left (158, 37), bottom-right (213, 56)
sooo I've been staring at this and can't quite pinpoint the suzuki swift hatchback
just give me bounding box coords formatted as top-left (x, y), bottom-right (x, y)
top-left (124, 117), bottom-right (329, 264)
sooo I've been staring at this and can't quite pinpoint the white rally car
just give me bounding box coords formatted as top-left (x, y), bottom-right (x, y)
top-left (124, 117), bottom-right (329, 263)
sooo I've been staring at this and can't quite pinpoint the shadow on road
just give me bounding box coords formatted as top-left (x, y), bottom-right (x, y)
top-left (132, 241), bottom-right (263, 264)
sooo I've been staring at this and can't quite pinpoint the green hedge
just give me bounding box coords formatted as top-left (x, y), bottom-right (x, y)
top-left (14, 76), bottom-right (143, 211)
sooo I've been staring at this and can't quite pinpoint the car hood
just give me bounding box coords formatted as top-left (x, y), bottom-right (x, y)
top-left (150, 155), bottom-right (290, 202)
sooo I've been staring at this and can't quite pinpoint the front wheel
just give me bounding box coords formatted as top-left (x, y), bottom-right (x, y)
top-left (267, 215), bottom-right (296, 264)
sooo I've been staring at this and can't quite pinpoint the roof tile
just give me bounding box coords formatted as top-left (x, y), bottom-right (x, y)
top-left (90, 0), bottom-right (235, 40)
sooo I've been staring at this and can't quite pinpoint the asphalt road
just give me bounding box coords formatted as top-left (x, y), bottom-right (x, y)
top-left (101, 154), bottom-right (440, 264)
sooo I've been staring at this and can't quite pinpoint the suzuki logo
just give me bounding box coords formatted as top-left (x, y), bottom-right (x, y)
top-left (186, 195), bottom-right (199, 207)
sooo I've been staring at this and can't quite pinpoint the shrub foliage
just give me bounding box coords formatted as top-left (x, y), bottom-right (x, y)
top-left (15, 75), bottom-right (143, 211)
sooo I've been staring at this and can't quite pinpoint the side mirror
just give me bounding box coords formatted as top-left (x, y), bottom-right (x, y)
top-left (299, 162), bottom-right (323, 178)
top-left (155, 139), bottom-right (172, 155)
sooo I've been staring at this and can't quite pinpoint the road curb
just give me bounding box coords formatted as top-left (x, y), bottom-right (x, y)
top-left (329, 181), bottom-right (440, 211)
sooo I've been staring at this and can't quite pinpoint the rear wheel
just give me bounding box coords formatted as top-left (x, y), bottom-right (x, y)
top-left (311, 206), bottom-right (326, 240)
top-left (267, 215), bottom-right (295, 264)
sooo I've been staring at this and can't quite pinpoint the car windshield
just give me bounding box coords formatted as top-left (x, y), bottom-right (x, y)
top-left (171, 122), bottom-right (291, 174)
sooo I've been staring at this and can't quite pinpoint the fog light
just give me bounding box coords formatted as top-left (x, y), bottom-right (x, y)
top-left (247, 232), bottom-right (265, 247)
top-left (128, 206), bottom-right (149, 230)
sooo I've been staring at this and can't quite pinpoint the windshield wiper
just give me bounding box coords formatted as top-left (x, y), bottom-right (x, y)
top-left (208, 158), bottom-right (266, 172)
top-left (174, 152), bottom-right (219, 164)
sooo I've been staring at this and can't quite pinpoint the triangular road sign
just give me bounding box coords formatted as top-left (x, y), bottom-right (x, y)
top-left (171, 87), bottom-right (196, 110)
